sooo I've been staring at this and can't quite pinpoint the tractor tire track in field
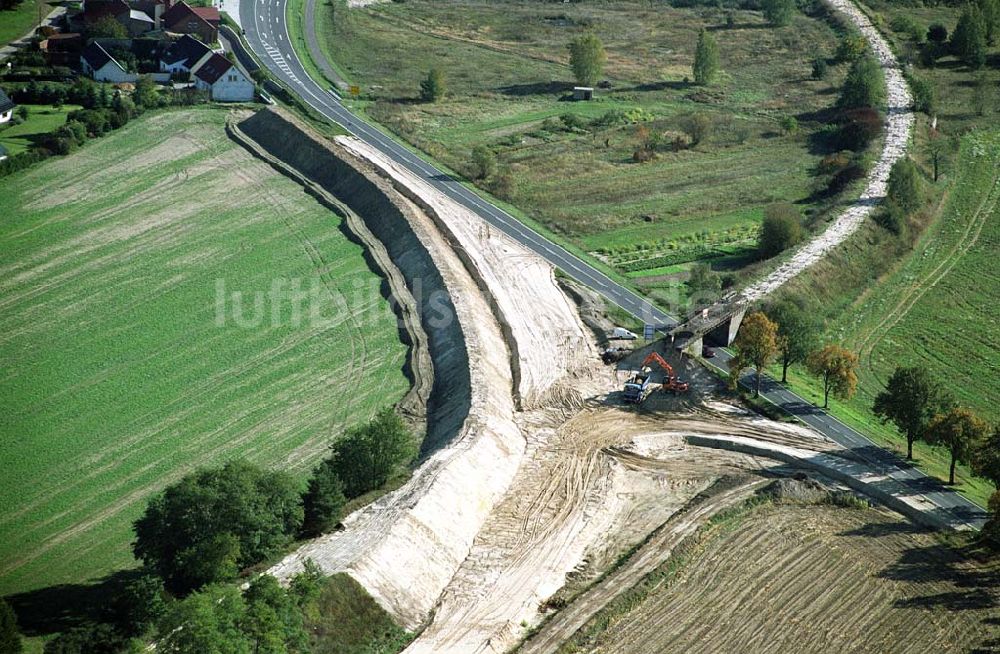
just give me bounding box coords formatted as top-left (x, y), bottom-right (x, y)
top-left (855, 170), bottom-right (1000, 382)
top-left (516, 476), bottom-right (767, 654)
top-left (568, 505), bottom-right (999, 654)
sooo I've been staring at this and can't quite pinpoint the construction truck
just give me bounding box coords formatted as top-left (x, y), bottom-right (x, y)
top-left (622, 352), bottom-right (689, 403)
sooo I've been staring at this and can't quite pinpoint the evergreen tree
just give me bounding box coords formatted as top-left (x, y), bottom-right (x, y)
top-left (951, 5), bottom-right (988, 68)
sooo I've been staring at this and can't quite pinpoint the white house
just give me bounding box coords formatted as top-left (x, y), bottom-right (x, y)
top-left (0, 89), bottom-right (15, 124)
top-left (192, 53), bottom-right (254, 102)
top-left (80, 42), bottom-right (137, 83)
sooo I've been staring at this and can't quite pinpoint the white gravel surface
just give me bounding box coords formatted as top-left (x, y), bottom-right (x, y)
top-left (742, 0), bottom-right (914, 301)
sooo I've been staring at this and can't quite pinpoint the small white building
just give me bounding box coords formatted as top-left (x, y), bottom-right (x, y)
top-left (0, 89), bottom-right (15, 124)
top-left (80, 41), bottom-right (137, 83)
top-left (192, 53), bottom-right (254, 102)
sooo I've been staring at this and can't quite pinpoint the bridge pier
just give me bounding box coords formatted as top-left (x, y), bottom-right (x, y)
top-left (705, 304), bottom-right (746, 347)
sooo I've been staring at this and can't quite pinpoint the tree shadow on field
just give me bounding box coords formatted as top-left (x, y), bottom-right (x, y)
top-left (4, 569), bottom-right (142, 637)
top-left (839, 519), bottom-right (1000, 651)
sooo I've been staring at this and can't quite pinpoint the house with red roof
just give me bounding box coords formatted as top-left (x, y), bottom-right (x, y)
top-left (161, 1), bottom-right (217, 43)
top-left (192, 52), bottom-right (253, 101)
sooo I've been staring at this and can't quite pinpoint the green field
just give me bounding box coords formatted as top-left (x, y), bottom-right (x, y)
top-left (0, 0), bottom-right (50, 47)
top-left (773, 130), bottom-right (1000, 506)
top-left (0, 104), bottom-right (81, 156)
top-left (311, 0), bottom-right (849, 284)
top-left (0, 106), bottom-right (410, 596)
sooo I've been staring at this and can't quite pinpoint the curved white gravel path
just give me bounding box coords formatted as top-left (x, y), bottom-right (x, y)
top-left (742, 0), bottom-right (914, 302)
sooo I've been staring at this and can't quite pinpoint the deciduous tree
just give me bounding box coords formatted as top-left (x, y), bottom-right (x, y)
top-left (693, 29), bottom-right (720, 86)
top-left (839, 56), bottom-right (886, 109)
top-left (758, 203), bottom-right (803, 259)
top-left (471, 145), bottom-right (497, 180)
top-left (302, 462), bottom-right (347, 536)
top-left (767, 301), bottom-right (820, 383)
top-left (729, 311), bottom-right (779, 397)
top-left (133, 461), bottom-right (303, 594)
top-left (762, 0), bottom-right (795, 27)
top-left (327, 408), bottom-right (416, 499)
top-left (925, 408), bottom-right (988, 485)
top-left (873, 366), bottom-right (940, 460)
top-left (806, 344), bottom-right (858, 408)
top-left (568, 33), bottom-right (606, 87)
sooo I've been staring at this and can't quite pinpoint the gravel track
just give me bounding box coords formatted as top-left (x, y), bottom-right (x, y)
top-left (742, 0), bottom-right (914, 301)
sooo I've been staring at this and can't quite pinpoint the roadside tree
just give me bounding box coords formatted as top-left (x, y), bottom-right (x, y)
top-left (767, 301), bottom-right (820, 383)
top-left (693, 29), bottom-right (720, 85)
top-left (568, 33), bottom-right (606, 87)
top-left (729, 311), bottom-right (779, 397)
top-left (806, 344), bottom-right (858, 408)
top-left (924, 408), bottom-right (988, 485)
top-left (873, 366), bottom-right (940, 460)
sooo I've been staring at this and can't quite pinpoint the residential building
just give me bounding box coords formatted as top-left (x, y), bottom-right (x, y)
top-left (80, 41), bottom-right (137, 83)
top-left (162, 1), bottom-right (218, 43)
top-left (192, 52), bottom-right (253, 102)
top-left (160, 34), bottom-right (212, 74)
top-left (0, 89), bottom-right (15, 124)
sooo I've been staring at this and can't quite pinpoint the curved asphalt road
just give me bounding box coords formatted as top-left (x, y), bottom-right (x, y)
top-left (236, 0), bottom-right (986, 530)
top-left (238, 0), bottom-right (669, 327)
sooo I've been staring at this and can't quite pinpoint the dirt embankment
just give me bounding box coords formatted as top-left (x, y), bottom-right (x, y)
top-left (236, 108), bottom-right (525, 629)
top-left (235, 109), bottom-right (468, 453)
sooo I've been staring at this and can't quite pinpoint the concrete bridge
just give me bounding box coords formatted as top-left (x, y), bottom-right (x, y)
top-left (668, 293), bottom-right (749, 355)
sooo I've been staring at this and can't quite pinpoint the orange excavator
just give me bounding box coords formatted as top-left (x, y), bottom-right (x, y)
top-left (623, 352), bottom-right (689, 403)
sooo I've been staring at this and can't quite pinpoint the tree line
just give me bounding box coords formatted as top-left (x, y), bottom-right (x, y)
top-left (727, 307), bottom-right (1000, 545)
top-left (0, 408), bottom-right (416, 654)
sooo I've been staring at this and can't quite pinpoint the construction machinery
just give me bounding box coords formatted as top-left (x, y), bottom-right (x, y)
top-left (622, 351), bottom-right (689, 403)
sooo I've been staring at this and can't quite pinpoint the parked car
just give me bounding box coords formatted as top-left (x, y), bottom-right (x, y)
top-left (702, 346), bottom-right (716, 358)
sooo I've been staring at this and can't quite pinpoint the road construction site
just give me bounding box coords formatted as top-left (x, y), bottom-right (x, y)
top-left (224, 107), bottom-right (996, 653)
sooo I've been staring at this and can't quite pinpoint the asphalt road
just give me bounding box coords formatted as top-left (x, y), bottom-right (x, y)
top-left (236, 0), bottom-right (986, 530)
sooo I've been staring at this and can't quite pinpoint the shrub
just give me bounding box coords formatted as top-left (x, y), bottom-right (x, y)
top-left (679, 113), bottom-right (712, 146)
top-left (834, 107), bottom-right (882, 151)
top-left (907, 72), bottom-right (935, 115)
top-left (811, 56), bottom-right (828, 80)
top-left (762, 0), bottom-right (795, 27)
top-left (471, 144), bottom-right (497, 180)
top-left (779, 115), bottom-right (799, 135)
top-left (927, 23), bottom-right (948, 43)
top-left (758, 203), bottom-right (803, 258)
top-left (886, 157), bottom-right (921, 214)
top-left (559, 112), bottom-right (589, 131)
top-left (836, 33), bottom-right (868, 62)
top-left (890, 15), bottom-right (924, 42)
